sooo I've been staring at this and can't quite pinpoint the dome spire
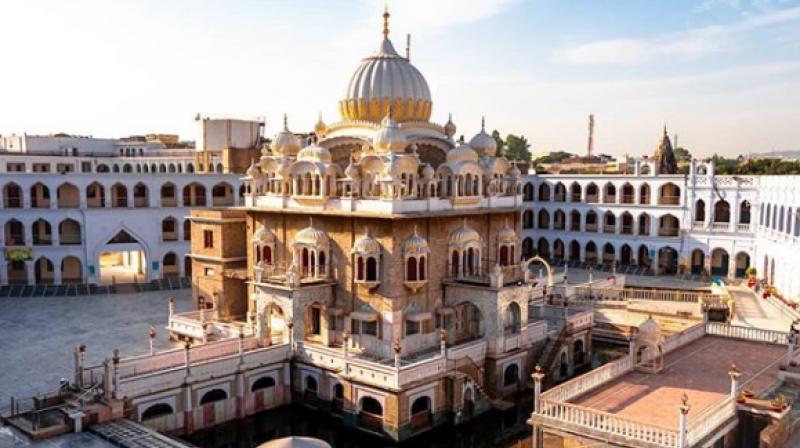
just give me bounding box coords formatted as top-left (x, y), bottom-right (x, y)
top-left (283, 113), bottom-right (289, 131)
top-left (383, 4), bottom-right (390, 39)
top-left (481, 116), bottom-right (486, 131)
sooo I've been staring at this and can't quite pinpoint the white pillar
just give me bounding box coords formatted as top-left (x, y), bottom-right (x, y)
top-left (678, 395), bottom-right (690, 448)
top-left (729, 363), bottom-right (740, 396)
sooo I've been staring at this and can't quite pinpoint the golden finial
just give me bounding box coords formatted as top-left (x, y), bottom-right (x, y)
top-left (283, 113), bottom-right (289, 131)
top-left (383, 4), bottom-right (390, 39)
top-left (481, 116), bottom-right (486, 131)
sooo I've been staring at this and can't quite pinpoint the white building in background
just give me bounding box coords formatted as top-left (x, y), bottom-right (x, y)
top-left (521, 157), bottom-right (800, 300)
top-left (0, 124), bottom-right (250, 289)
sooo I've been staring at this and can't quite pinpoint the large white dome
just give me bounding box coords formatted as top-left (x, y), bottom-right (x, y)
top-left (338, 10), bottom-right (432, 123)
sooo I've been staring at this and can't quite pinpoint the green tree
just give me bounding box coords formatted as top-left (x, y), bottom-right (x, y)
top-left (491, 130), bottom-right (505, 156)
top-left (504, 133), bottom-right (531, 162)
top-left (534, 151), bottom-right (574, 164)
top-left (674, 147), bottom-right (691, 163)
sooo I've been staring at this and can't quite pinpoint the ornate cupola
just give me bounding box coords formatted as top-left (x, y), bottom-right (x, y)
top-left (402, 225), bottom-right (429, 292)
top-left (445, 138), bottom-right (479, 165)
top-left (352, 227), bottom-right (382, 288)
top-left (339, 7), bottom-right (432, 122)
top-left (373, 109), bottom-right (408, 153)
top-left (271, 114), bottom-right (301, 156)
top-left (469, 117), bottom-right (497, 157)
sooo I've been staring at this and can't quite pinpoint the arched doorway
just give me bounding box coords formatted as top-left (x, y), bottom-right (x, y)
top-left (657, 247), bottom-right (678, 275)
top-left (34, 257), bottom-right (55, 284)
top-left (620, 244), bottom-right (632, 266)
top-left (410, 396), bottom-right (432, 430)
top-left (735, 252), bottom-right (750, 278)
top-left (61, 257), bottom-right (82, 283)
top-left (691, 249), bottom-right (705, 275)
top-left (638, 245), bottom-right (652, 270)
top-left (710, 248), bottom-right (729, 277)
top-left (97, 229), bottom-right (147, 284)
top-left (359, 397), bottom-right (384, 432)
top-left (453, 302), bottom-right (482, 343)
top-left (503, 364), bottom-right (519, 388)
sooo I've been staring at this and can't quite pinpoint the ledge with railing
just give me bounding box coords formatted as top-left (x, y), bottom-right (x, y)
top-left (444, 260), bottom-right (525, 286)
top-left (705, 322), bottom-right (788, 345)
top-left (537, 398), bottom-right (680, 447)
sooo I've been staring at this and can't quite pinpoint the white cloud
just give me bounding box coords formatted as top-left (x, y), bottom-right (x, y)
top-left (559, 5), bottom-right (800, 66)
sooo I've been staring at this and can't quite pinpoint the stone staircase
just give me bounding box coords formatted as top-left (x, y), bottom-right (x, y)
top-left (535, 324), bottom-right (569, 378)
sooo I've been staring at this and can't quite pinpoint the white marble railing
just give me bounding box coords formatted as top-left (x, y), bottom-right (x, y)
top-left (118, 343), bottom-right (290, 398)
top-left (686, 396), bottom-right (736, 445)
top-left (446, 339), bottom-right (487, 362)
top-left (573, 286), bottom-right (717, 304)
top-left (542, 356), bottom-right (634, 402)
top-left (662, 322), bottom-right (707, 354)
top-left (705, 322), bottom-right (788, 345)
top-left (537, 398), bottom-right (679, 447)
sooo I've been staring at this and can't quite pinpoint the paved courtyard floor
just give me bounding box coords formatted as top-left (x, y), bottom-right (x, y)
top-left (0, 289), bottom-right (192, 408)
top-left (570, 336), bottom-right (785, 429)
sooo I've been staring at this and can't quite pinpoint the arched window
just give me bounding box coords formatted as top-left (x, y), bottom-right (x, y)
top-left (503, 364), bottom-right (519, 387)
top-left (251, 376), bottom-right (275, 391)
top-left (739, 201), bottom-right (751, 225)
top-left (305, 376), bottom-right (318, 392)
top-left (714, 200), bottom-right (730, 223)
top-left (366, 257), bottom-right (377, 281)
top-left (141, 403), bottom-right (173, 421)
top-left (199, 389), bottom-right (227, 405)
top-left (695, 199), bottom-right (705, 222)
top-left (406, 257), bottom-right (417, 281)
top-left (538, 183), bottom-right (550, 201)
top-left (419, 256), bottom-right (426, 281)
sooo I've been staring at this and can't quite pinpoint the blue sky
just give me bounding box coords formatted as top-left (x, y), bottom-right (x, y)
top-left (1, 0), bottom-right (798, 157)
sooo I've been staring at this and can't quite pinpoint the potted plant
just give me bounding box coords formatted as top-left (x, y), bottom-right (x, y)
top-left (769, 394), bottom-right (790, 412)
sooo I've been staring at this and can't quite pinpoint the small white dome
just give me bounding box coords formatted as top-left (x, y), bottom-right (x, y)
top-left (373, 111), bottom-right (407, 153)
top-left (421, 163), bottom-right (435, 179)
top-left (297, 144), bottom-right (332, 163)
top-left (446, 140), bottom-right (479, 164)
top-left (294, 220), bottom-right (329, 248)
top-left (449, 219), bottom-right (481, 246)
top-left (469, 117), bottom-right (497, 157)
top-left (252, 223), bottom-right (274, 243)
top-left (403, 226), bottom-right (429, 255)
top-left (271, 115), bottom-right (301, 156)
top-left (352, 228), bottom-right (381, 254)
top-left (508, 163), bottom-right (521, 178)
top-left (497, 219), bottom-right (516, 244)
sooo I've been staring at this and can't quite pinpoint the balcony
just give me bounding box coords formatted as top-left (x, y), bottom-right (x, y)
top-left (711, 222), bottom-right (729, 231)
top-left (658, 196), bottom-right (680, 205)
top-left (60, 234), bottom-right (81, 245)
top-left (737, 223), bottom-right (751, 232)
top-left (603, 225), bottom-right (615, 233)
top-left (620, 194), bottom-right (635, 204)
top-left (620, 225), bottom-right (633, 234)
top-left (658, 227), bottom-right (680, 237)
top-left (585, 223), bottom-right (598, 232)
top-left (253, 262), bottom-right (332, 287)
top-left (444, 260), bottom-right (525, 287)
top-left (5, 234), bottom-right (24, 246)
top-left (585, 194), bottom-right (599, 204)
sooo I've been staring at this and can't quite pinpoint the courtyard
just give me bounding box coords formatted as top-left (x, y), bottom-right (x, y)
top-left (0, 289), bottom-right (192, 409)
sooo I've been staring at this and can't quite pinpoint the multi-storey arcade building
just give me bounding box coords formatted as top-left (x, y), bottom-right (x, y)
top-left (0, 127), bottom-right (248, 288)
top-left (149, 12), bottom-right (595, 441)
top-left (521, 154), bottom-right (800, 300)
